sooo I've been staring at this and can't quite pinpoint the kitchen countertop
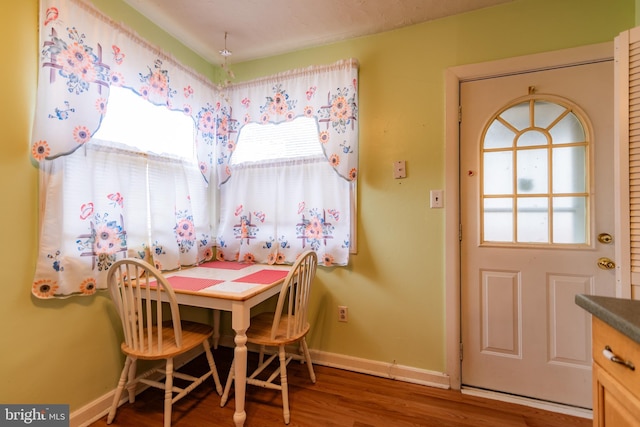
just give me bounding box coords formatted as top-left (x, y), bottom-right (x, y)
top-left (576, 294), bottom-right (640, 344)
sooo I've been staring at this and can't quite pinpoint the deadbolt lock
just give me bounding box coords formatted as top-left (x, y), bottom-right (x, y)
top-left (598, 233), bottom-right (613, 244)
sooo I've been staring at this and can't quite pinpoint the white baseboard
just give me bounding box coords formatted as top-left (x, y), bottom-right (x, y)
top-left (308, 349), bottom-right (450, 389)
top-left (461, 386), bottom-right (594, 419)
top-left (216, 334), bottom-right (451, 389)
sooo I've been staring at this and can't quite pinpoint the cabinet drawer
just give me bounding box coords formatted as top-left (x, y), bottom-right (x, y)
top-left (593, 317), bottom-right (640, 397)
top-left (593, 362), bottom-right (640, 426)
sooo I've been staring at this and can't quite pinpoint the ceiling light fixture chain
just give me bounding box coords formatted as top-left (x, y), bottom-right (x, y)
top-left (219, 31), bottom-right (235, 87)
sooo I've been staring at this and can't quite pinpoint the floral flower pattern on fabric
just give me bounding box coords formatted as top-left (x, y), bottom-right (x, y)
top-left (318, 87), bottom-right (357, 135)
top-left (32, 280), bottom-right (59, 299)
top-left (76, 211), bottom-right (127, 272)
top-left (214, 105), bottom-right (239, 174)
top-left (260, 84), bottom-right (297, 122)
top-left (296, 208), bottom-right (337, 251)
top-left (32, 192), bottom-right (129, 299)
top-left (41, 27), bottom-right (111, 95)
top-left (174, 210), bottom-right (196, 254)
top-left (234, 212), bottom-right (259, 246)
top-left (138, 60), bottom-right (176, 106)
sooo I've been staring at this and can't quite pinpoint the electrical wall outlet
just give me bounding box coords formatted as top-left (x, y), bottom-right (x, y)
top-left (338, 305), bottom-right (348, 322)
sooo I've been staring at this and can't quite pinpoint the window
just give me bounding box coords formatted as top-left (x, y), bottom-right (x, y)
top-left (481, 99), bottom-right (590, 245)
top-left (231, 117), bottom-right (322, 165)
top-left (94, 86), bottom-right (195, 159)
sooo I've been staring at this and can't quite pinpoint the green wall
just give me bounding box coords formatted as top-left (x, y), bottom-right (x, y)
top-left (1, 0), bottom-right (634, 413)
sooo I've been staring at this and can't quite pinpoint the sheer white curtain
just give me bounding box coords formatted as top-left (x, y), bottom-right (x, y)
top-left (147, 156), bottom-right (213, 270)
top-left (217, 157), bottom-right (352, 266)
top-left (32, 141), bottom-right (214, 299)
top-left (31, 0), bottom-right (218, 298)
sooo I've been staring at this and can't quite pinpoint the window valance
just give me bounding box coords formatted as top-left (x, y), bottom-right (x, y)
top-left (32, 0), bottom-right (217, 184)
top-left (216, 59), bottom-right (359, 185)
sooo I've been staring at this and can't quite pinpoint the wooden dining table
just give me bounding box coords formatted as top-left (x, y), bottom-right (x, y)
top-left (148, 260), bottom-right (291, 427)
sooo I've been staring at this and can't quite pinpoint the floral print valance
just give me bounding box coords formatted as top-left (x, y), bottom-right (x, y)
top-left (32, 0), bottom-right (218, 184)
top-left (215, 59), bottom-right (359, 185)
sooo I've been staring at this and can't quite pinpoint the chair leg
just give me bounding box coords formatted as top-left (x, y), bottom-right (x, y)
top-left (259, 344), bottom-right (266, 365)
top-left (220, 359), bottom-right (235, 407)
top-left (107, 356), bottom-right (133, 424)
top-left (300, 338), bottom-right (316, 383)
top-left (278, 346), bottom-right (290, 425)
top-left (127, 359), bottom-right (138, 402)
top-left (164, 358), bottom-right (174, 427)
top-left (203, 339), bottom-right (223, 395)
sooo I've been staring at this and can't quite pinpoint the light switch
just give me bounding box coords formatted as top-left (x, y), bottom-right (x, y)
top-left (430, 190), bottom-right (444, 208)
top-left (394, 160), bottom-right (406, 179)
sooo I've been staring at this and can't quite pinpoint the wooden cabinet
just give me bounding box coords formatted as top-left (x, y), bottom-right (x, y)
top-left (592, 318), bottom-right (640, 426)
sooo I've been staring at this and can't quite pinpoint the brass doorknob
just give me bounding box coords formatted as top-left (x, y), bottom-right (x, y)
top-left (597, 257), bottom-right (616, 270)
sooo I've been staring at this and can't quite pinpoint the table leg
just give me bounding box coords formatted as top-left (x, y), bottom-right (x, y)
top-left (213, 309), bottom-right (220, 349)
top-left (232, 303), bottom-right (250, 427)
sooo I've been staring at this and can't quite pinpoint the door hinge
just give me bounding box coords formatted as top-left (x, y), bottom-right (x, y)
top-left (460, 342), bottom-right (463, 361)
top-left (458, 105), bottom-right (462, 123)
top-left (459, 223), bottom-right (462, 242)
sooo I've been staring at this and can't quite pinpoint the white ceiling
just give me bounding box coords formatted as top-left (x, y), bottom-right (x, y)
top-left (122, 0), bottom-right (514, 64)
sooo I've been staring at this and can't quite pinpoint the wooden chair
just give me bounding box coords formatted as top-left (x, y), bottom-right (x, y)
top-left (220, 250), bottom-right (318, 424)
top-left (106, 258), bottom-right (222, 427)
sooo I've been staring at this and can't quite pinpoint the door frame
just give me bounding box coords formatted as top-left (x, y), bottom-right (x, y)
top-left (444, 42), bottom-right (615, 392)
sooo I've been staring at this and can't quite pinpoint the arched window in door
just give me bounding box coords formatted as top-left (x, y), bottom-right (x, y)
top-left (481, 96), bottom-right (591, 245)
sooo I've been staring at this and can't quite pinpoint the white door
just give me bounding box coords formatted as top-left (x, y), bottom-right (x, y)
top-left (460, 60), bottom-right (615, 408)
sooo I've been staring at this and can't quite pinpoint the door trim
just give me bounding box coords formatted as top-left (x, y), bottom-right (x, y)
top-left (444, 42), bottom-right (614, 390)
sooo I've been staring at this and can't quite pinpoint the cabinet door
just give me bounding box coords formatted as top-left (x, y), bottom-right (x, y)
top-left (593, 362), bottom-right (640, 426)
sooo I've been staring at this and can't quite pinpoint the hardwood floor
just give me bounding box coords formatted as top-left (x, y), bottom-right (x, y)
top-left (90, 345), bottom-right (592, 427)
